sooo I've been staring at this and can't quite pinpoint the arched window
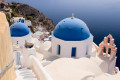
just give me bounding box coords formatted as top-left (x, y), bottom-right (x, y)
top-left (108, 48), bottom-right (111, 54)
top-left (103, 46), bottom-right (106, 53)
top-left (108, 37), bottom-right (110, 43)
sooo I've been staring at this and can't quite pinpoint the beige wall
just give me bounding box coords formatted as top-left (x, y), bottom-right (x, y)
top-left (0, 12), bottom-right (16, 80)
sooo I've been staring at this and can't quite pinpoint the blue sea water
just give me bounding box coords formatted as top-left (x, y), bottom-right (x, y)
top-left (6, 0), bottom-right (120, 67)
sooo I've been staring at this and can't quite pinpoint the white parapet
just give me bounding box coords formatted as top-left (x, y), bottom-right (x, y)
top-left (29, 55), bottom-right (53, 80)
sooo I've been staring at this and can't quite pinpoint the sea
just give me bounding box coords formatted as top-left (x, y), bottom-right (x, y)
top-left (6, 0), bottom-right (120, 68)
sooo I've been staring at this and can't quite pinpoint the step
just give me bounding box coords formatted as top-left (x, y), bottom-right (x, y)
top-left (23, 78), bottom-right (37, 80)
top-left (16, 68), bottom-right (37, 80)
top-left (20, 72), bottom-right (36, 76)
top-left (16, 77), bottom-right (37, 80)
top-left (22, 76), bottom-right (36, 79)
top-left (19, 68), bottom-right (32, 71)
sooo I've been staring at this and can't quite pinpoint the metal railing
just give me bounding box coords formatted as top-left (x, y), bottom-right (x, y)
top-left (0, 59), bottom-right (14, 76)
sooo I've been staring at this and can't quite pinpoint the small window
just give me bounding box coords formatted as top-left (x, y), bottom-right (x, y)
top-left (86, 46), bottom-right (88, 55)
top-left (58, 45), bottom-right (61, 55)
top-left (108, 37), bottom-right (110, 43)
top-left (71, 47), bottom-right (76, 57)
top-left (103, 47), bottom-right (106, 53)
top-left (108, 48), bottom-right (111, 54)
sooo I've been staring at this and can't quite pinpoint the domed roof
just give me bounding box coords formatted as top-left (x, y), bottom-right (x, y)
top-left (10, 22), bottom-right (30, 37)
top-left (53, 17), bottom-right (91, 41)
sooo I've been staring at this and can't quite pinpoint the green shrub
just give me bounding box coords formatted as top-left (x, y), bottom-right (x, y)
top-left (27, 16), bottom-right (33, 20)
top-left (29, 26), bottom-right (34, 33)
top-left (10, 5), bottom-right (16, 10)
top-left (11, 11), bottom-right (22, 17)
top-left (6, 13), bottom-right (10, 19)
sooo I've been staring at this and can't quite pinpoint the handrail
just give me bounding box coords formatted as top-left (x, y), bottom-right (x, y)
top-left (0, 59), bottom-right (14, 76)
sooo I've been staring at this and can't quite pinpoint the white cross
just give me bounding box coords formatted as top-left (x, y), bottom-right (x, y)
top-left (72, 13), bottom-right (74, 19)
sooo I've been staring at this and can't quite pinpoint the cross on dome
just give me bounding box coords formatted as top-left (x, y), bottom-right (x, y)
top-left (72, 13), bottom-right (74, 19)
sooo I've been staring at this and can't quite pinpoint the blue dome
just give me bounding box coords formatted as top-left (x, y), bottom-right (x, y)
top-left (53, 17), bottom-right (91, 41)
top-left (10, 22), bottom-right (30, 37)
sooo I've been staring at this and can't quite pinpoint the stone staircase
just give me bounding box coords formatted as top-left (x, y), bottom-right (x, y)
top-left (16, 68), bottom-right (37, 80)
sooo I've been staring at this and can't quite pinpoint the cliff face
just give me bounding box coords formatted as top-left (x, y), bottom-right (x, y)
top-left (11, 3), bottom-right (55, 32)
top-left (0, 12), bottom-right (16, 80)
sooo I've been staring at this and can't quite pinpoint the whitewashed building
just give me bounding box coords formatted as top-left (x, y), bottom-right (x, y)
top-left (52, 17), bottom-right (93, 58)
top-left (10, 22), bottom-right (32, 47)
top-left (11, 17), bottom-right (32, 27)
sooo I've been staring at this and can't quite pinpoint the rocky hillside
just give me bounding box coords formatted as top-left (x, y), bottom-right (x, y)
top-left (10, 2), bottom-right (55, 33)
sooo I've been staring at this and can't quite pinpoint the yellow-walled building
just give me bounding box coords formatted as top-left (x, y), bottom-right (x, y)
top-left (0, 12), bottom-right (16, 80)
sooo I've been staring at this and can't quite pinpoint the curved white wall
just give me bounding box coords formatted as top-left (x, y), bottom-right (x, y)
top-left (12, 33), bottom-right (32, 47)
top-left (52, 34), bottom-right (93, 58)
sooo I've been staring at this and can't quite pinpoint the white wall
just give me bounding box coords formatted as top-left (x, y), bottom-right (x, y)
top-left (21, 47), bottom-right (36, 68)
top-left (108, 57), bottom-right (117, 74)
top-left (14, 51), bottom-right (22, 67)
top-left (52, 34), bottom-right (93, 58)
top-left (12, 33), bottom-right (32, 47)
top-left (25, 20), bottom-right (32, 26)
top-left (11, 17), bottom-right (25, 23)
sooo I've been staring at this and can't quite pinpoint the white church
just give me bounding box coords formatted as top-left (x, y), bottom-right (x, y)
top-left (10, 15), bottom-right (120, 80)
top-left (52, 16), bottom-right (93, 58)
